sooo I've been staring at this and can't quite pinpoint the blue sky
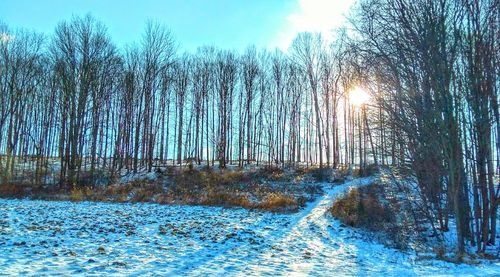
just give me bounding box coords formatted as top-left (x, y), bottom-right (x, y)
top-left (0, 0), bottom-right (354, 52)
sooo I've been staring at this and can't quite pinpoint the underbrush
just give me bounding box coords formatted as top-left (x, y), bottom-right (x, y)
top-left (330, 183), bottom-right (395, 231)
top-left (161, 167), bottom-right (309, 212)
top-left (351, 164), bottom-right (379, 178)
top-left (295, 166), bottom-right (333, 182)
top-left (257, 192), bottom-right (300, 212)
top-left (0, 164), bottom-right (349, 213)
top-left (0, 183), bottom-right (27, 198)
top-left (329, 175), bottom-right (441, 254)
top-left (67, 180), bottom-right (165, 203)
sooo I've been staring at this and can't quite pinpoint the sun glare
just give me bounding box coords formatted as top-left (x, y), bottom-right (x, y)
top-left (349, 87), bottom-right (370, 107)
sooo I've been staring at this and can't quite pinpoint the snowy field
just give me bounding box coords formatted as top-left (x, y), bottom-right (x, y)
top-left (0, 178), bottom-right (498, 276)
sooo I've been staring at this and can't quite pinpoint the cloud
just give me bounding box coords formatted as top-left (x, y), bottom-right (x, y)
top-left (272, 0), bottom-right (354, 51)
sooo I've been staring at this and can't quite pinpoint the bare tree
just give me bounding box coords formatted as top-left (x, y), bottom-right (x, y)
top-left (291, 32), bottom-right (325, 168)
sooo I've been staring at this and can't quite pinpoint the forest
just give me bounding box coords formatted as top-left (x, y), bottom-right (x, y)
top-left (0, 0), bottom-right (499, 273)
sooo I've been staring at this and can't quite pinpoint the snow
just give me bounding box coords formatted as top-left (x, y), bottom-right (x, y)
top-left (1, 177), bottom-right (498, 276)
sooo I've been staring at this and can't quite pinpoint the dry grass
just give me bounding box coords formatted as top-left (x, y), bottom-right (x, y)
top-left (256, 192), bottom-right (298, 212)
top-left (67, 179), bottom-right (164, 203)
top-left (295, 166), bottom-right (338, 182)
top-left (201, 192), bottom-right (253, 209)
top-left (69, 187), bottom-right (91, 202)
top-left (252, 166), bottom-right (288, 181)
top-left (129, 182), bottom-right (164, 203)
top-left (199, 190), bottom-right (298, 212)
top-left (330, 184), bottom-right (394, 230)
top-left (1, 165), bottom-right (338, 212)
top-left (0, 183), bottom-right (27, 198)
top-left (157, 167), bottom-right (306, 212)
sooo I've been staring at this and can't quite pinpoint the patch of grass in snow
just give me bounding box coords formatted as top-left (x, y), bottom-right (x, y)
top-left (330, 183), bottom-right (395, 231)
top-left (157, 166), bottom-right (310, 212)
top-left (129, 182), bottom-right (164, 202)
top-left (430, 245), bottom-right (483, 265)
top-left (258, 192), bottom-right (300, 212)
top-left (201, 192), bottom-right (254, 209)
top-left (0, 183), bottom-right (27, 198)
top-left (1, 164), bottom-right (335, 212)
top-left (69, 187), bottom-right (86, 202)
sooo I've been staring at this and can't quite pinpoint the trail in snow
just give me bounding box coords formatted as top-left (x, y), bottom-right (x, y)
top-left (0, 177), bottom-right (498, 276)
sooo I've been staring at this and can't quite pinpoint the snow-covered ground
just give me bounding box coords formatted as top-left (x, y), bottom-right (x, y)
top-left (0, 177), bottom-right (498, 276)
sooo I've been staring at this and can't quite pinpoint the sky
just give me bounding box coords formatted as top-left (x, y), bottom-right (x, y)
top-left (0, 0), bottom-right (355, 52)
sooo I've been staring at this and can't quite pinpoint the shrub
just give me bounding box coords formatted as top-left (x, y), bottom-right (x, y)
top-left (257, 192), bottom-right (298, 212)
top-left (311, 167), bottom-right (332, 182)
top-left (201, 191), bottom-right (253, 209)
top-left (130, 182), bottom-right (164, 203)
top-left (332, 165), bottom-right (349, 182)
top-left (187, 161), bottom-right (194, 172)
top-left (156, 193), bottom-right (174, 204)
top-left (330, 188), bottom-right (361, 226)
top-left (295, 166), bottom-right (333, 182)
top-left (154, 166), bottom-right (165, 177)
top-left (70, 187), bottom-right (85, 202)
top-left (115, 193), bottom-right (128, 202)
top-left (253, 166), bottom-right (285, 181)
top-left (212, 170), bottom-right (248, 185)
top-left (330, 184), bottom-right (394, 230)
top-left (130, 188), bottom-right (153, 202)
top-left (166, 166), bottom-right (176, 177)
top-left (336, 164), bottom-right (350, 176)
top-left (88, 189), bottom-right (108, 202)
top-left (433, 245), bottom-right (446, 260)
top-left (105, 184), bottom-right (130, 198)
top-left (0, 183), bottom-right (26, 198)
top-left (360, 164), bottom-right (379, 177)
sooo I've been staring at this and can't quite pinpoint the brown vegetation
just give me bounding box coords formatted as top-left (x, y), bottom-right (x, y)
top-left (0, 165), bottom-right (327, 213)
top-left (0, 183), bottom-right (27, 198)
top-left (330, 184), bottom-right (394, 231)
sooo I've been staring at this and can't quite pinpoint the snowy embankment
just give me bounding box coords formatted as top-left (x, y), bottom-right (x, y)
top-left (0, 177), bottom-right (498, 276)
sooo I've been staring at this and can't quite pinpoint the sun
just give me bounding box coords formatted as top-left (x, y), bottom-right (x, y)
top-left (349, 87), bottom-right (370, 107)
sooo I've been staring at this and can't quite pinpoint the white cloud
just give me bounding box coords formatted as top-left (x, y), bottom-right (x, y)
top-left (272, 0), bottom-right (354, 50)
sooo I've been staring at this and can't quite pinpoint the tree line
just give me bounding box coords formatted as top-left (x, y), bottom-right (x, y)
top-left (0, 15), bottom-right (379, 183)
top-left (0, 0), bottom-right (498, 255)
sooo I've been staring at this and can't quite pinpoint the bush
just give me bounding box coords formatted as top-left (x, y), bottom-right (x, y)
top-left (330, 184), bottom-right (394, 230)
top-left (330, 188), bottom-right (361, 226)
top-left (210, 170), bottom-right (248, 185)
top-left (156, 193), bottom-right (174, 204)
top-left (253, 166), bottom-right (286, 181)
top-left (295, 166), bottom-right (334, 182)
top-left (130, 188), bottom-right (153, 202)
top-left (105, 184), bottom-right (133, 199)
top-left (257, 192), bottom-right (298, 212)
top-left (166, 166), bottom-right (176, 177)
top-left (332, 166), bottom-right (349, 183)
top-left (360, 164), bottom-right (379, 177)
top-left (187, 161), bottom-right (194, 172)
top-left (201, 192), bottom-right (253, 209)
top-left (130, 182), bottom-right (164, 203)
top-left (70, 187), bottom-right (86, 202)
top-left (0, 183), bottom-right (26, 198)
top-left (154, 166), bottom-right (164, 175)
top-left (200, 190), bottom-right (299, 212)
top-left (311, 167), bottom-right (332, 182)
